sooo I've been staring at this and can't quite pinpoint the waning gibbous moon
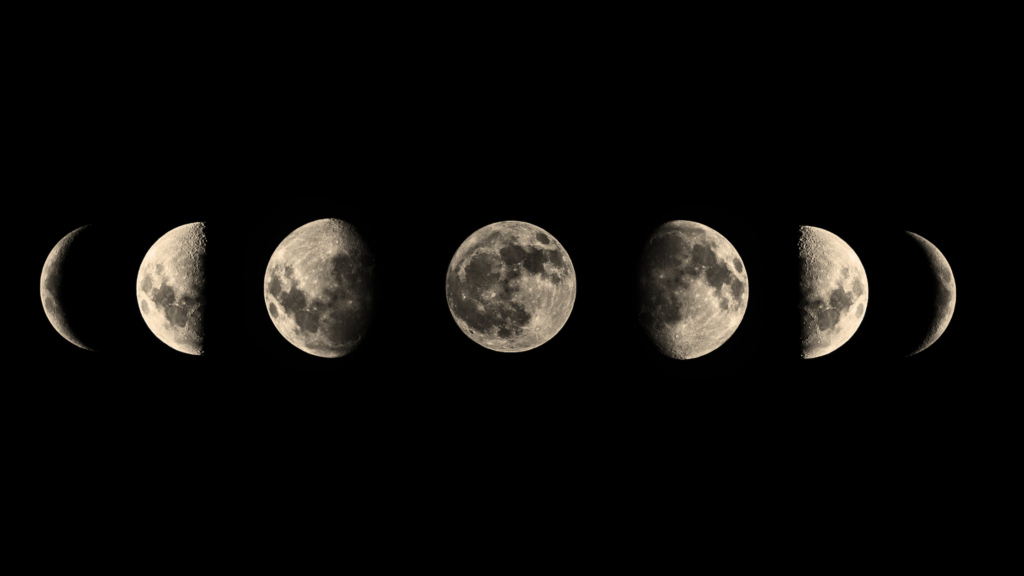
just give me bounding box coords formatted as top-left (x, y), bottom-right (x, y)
top-left (264, 218), bottom-right (375, 358)
top-left (637, 221), bottom-right (748, 359)
top-left (136, 222), bottom-right (207, 355)
top-left (798, 225), bottom-right (868, 359)
top-left (445, 221), bottom-right (576, 352)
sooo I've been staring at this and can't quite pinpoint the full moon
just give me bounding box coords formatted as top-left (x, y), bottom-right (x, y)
top-left (264, 218), bottom-right (374, 358)
top-left (137, 222), bottom-right (207, 355)
top-left (798, 225), bottom-right (868, 359)
top-left (445, 221), bottom-right (576, 352)
top-left (637, 221), bottom-right (748, 359)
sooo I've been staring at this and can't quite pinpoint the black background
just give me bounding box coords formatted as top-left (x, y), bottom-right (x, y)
top-left (5, 14), bottom-right (1015, 555)
top-left (27, 160), bottom-right (979, 427)
top-left (15, 59), bottom-right (997, 487)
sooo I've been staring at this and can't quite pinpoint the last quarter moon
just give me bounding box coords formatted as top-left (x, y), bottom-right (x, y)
top-left (637, 221), bottom-right (748, 359)
top-left (445, 221), bottom-right (576, 352)
top-left (798, 225), bottom-right (868, 359)
top-left (264, 218), bottom-right (374, 358)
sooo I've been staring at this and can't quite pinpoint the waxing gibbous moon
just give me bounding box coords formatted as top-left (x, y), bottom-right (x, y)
top-left (264, 218), bottom-right (375, 358)
top-left (798, 225), bottom-right (868, 359)
top-left (137, 222), bottom-right (207, 355)
top-left (445, 221), bottom-right (576, 352)
top-left (638, 221), bottom-right (748, 359)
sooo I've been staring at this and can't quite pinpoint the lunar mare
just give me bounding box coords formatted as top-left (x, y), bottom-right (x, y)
top-left (40, 225), bottom-right (93, 350)
top-left (798, 226), bottom-right (868, 359)
top-left (445, 221), bottom-right (576, 352)
top-left (637, 221), bottom-right (748, 359)
top-left (137, 222), bottom-right (207, 355)
top-left (906, 231), bottom-right (956, 356)
top-left (264, 219), bottom-right (374, 358)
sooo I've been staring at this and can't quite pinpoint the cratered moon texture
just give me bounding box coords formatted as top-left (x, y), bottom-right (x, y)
top-left (137, 222), bottom-right (207, 355)
top-left (798, 225), bottom-right (868, 359)
top-left (445, 221), bottom-right (576, 352)
top-left (264, 219), bottom-right (374, 358)
top-left (40, 225), bottom-right (97, 350)
top-left (893, 231), bottom-right (956, 356)
top-left (637, 221), bottom-right (748, 359)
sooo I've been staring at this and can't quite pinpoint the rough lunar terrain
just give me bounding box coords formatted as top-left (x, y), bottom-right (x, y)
top-left (638, 221), bottom-right (748, 359)
top-left (264, 218), bottom-right (374, 358)
top-left (40, 225), bottom-right (92, 350)
top-left (445, 221), bottom-right (576, 352)
top-left (137, 222), bottom-right (207, 355)
top-left (798, 226), bottom-right (868, 359)
top-left (906, 231), bottom-right (956, 356)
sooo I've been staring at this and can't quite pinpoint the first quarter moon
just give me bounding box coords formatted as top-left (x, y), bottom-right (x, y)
top-left (137, 222), bottom-right (208, 355)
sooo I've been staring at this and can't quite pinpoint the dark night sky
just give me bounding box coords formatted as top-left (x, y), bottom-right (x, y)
top-left (13, 77), bottom-right (995, 471)
top-left (24, 160), bottom-right (981, 430)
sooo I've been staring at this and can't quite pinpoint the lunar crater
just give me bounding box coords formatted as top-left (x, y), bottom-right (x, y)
top-left (264, 219), bottom-right (374, 358)
top-left (638, 221), bottom-right (748, 359)
top-left (446, 221), bottom-right (575, 352)
top-left (798, 226), bottom-right (868, 359)
top-left (136, 222), bottom-right (207, 355)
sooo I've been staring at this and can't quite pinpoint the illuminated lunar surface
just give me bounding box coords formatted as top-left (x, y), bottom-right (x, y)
top-left (264, 218), bottom-right (374, 358)
top-left (445, 221), bottom-right (576, 352)
top-left (637, 221), bottom-right (748, 359)
top-left (137, 222), bottom-right (207, 355)
top-left (798, 225), bottom-right (868, 359)
top-left (902, 231), bottom-right (956, 356)
top-left (40, 225), bottom-right (94, 350)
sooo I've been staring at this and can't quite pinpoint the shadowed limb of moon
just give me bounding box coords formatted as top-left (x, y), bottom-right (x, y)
top-left (445, 221), bottom-right (576, 352)
top-left (136, 222), bottom-right (207, 355)
top-left (264, 218), bottom-right (375, 358)
top-left (798, 225), bottom-right (869, 359)
top-left (637, 221), bottom-right (749, 359)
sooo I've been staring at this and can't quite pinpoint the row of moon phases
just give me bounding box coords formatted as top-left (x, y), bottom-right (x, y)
top-left (40, 220), bottom-right (957, 359)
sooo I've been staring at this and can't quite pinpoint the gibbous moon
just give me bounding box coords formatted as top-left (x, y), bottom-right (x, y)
top-left (638, 221), bottom-right (748, 359)
top-left (445, 221), bottom-right (576, 352)
top-left (264, 218), bottom-right (374, 358)
top-left (137, 222), bottom-right (207, 355)
top-left (798, 225), bottom-right (868, 359)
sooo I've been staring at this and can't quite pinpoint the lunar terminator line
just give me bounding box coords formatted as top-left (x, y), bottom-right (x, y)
top-left (264, 218), bottom-right (374, 358)
top-left (798, 225), bottom-right (868, 359)
top-left (40, 225), bottom-right (98, 351)
top-left (137, 222), bottom-right (208, 355)
top-left (637, 221), bottom-right (748, 359)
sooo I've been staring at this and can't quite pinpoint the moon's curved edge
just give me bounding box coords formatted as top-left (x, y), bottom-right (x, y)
top-left (40, 224), bottom-right (95, 351)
